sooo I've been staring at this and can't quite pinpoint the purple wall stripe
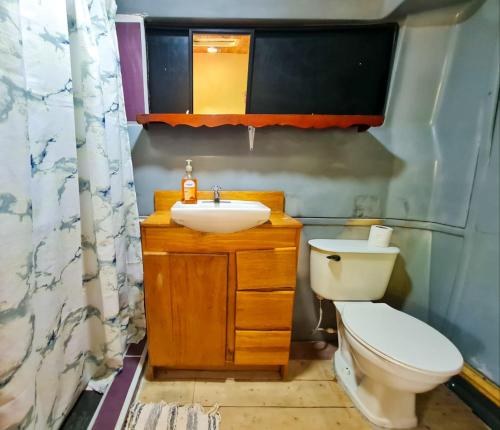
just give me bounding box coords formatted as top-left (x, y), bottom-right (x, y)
top-left (116, 22), bottom-right (146, 121)
top-left (91, 340), bottom-right (146, 430)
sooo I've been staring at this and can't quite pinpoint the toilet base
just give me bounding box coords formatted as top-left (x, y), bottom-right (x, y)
top-left (334, 351), bottom-right (418, 429)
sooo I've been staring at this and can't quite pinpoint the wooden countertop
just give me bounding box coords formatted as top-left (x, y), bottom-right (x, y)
top-left (142, 210), bottom-right (302, 229)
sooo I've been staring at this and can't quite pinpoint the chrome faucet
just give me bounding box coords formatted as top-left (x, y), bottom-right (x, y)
top-left (212, 185), bottom-right (222, 203)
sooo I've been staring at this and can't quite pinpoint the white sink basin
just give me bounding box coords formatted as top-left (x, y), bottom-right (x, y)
top-left (171, 200), bottom-right (271, 233)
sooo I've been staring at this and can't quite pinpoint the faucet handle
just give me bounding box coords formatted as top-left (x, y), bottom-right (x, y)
top-left (212, 185), bottom-right (222, 192)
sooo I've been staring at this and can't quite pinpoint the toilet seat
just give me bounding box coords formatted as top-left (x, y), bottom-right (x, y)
top-left (337, 302), bottom-right (463, 376)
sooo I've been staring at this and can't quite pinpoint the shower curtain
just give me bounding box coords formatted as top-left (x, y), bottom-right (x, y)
top-left (0, 0), bottom-right (145, 428)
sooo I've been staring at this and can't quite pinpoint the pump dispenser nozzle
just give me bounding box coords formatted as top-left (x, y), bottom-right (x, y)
top-left (185, 159), bottom-right (193, 177)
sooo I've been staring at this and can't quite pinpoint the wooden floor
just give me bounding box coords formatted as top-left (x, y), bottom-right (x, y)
top-left (134, 359), bottom-right (489, 430)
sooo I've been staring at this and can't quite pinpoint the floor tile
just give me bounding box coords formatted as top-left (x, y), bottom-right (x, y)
top-left (288, 359), bottom-right (334, 381)
top-left (193, 379), bottom-right (352, 407)
top-left (219, 407), bottom-right (370, 430)
top-left (132, 361), bottom-right (489, 430)
top-left (365, 385), bottom-right (489, 430)
top-left (414, 386), bottom-right (489, 430)
top-left (137, 379), bottom-right (195, 404)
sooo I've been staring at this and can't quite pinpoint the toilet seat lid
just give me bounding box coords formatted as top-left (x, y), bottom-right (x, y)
top-left (341, 302), bottom-right (463, 375)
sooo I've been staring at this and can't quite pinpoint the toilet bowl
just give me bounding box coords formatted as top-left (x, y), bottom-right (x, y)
top-left (308, 239), bottom-right (464, 429)
top-left (334, 301), bottom-right (463, 428)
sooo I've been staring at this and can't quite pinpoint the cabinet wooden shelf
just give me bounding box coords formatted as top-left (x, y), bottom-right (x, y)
top-left (136, 113), bottom-right (384, 130)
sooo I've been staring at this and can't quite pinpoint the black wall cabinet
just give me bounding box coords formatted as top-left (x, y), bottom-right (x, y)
top-left (147, 28), bottom-right (190, 113)
top-left (248, 25), bottom-right (397, 115)
top-left (145, 24), bottom-right (398, 117)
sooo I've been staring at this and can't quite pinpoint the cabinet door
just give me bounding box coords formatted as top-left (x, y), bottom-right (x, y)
top-left (144, 253), bottom-right (228, 367)
top-left (249, 25), bottom-right (397, 115)
top-left (146, 28), bottom-right (190, 113)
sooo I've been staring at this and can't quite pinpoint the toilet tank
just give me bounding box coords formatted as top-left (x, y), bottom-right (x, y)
top-left (309, 239), bottom-right (400, 300)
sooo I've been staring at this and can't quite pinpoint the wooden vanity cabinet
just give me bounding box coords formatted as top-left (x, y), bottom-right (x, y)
top-left (141, 191), bottom-right (302, 379)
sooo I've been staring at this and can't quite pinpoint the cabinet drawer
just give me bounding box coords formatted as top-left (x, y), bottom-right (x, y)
top-left (236, 248), bottom-right (296, 291)
top-left (142, 227), bottom-right (298, 253)
top-left (234, 330), bottom-right (291, 365)
top-left (236, 291), bottom-right (294, 330)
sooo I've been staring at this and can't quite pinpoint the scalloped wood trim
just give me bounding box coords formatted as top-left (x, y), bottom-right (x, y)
top-left (136, 113), bottom-right (384, 129)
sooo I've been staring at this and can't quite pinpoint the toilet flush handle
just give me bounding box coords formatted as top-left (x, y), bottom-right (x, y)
top-left (326, 254), bottom-right (341, 262)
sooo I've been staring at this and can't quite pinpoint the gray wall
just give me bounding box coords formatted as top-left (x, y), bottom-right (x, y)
top-left (430, 103), bottom-right (499, 384)
top-left (121, 0), bottom-right (499, 383)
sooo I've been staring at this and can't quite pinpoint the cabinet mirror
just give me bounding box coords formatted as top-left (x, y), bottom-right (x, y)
top-left (191, 32), bottom-right (252, 114)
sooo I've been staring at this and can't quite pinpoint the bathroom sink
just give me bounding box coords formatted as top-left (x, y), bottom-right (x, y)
top-left (171, 200), bottom-right (271, 233)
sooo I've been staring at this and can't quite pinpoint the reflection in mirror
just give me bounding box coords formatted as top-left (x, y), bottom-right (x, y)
top-left (192, 33), bottom-right (251, 114)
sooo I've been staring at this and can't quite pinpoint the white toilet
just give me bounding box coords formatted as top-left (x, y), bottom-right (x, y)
top-left (309, 239), bottom-right (463, 429)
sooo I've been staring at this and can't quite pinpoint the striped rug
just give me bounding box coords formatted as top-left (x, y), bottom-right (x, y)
top-left (125, 402), bottom-right (220, 430)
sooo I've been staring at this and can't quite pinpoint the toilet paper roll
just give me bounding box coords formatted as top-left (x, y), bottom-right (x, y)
top-left (368, 225), bottom-right (393, 247)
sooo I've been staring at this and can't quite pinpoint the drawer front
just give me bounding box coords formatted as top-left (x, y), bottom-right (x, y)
top-left (236, 248), bottom-right (296, 291)
top-left (234, 330), bottom-right (291, 365)
top-left (236, 291), bottom-right (294, 330)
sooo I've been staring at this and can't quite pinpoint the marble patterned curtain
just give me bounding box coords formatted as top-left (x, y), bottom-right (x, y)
top-left (0, 0), bottom-right (145, 428)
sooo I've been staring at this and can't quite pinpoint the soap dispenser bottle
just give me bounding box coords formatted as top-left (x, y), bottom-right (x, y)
top-left (181, 159), bottom-right (198, 204)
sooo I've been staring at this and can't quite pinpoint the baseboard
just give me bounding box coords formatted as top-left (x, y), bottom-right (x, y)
top-left (447, 365), bottom-right (500, 430)
top-left (461, 364), bottom-right (500, 407)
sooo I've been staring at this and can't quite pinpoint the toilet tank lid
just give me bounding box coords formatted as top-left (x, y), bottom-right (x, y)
top-left (309, 239), bottom-right (400, 254)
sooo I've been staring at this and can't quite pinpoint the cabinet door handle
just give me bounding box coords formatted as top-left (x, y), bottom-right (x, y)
top-left (326, 254), bottom-right (341, 262)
